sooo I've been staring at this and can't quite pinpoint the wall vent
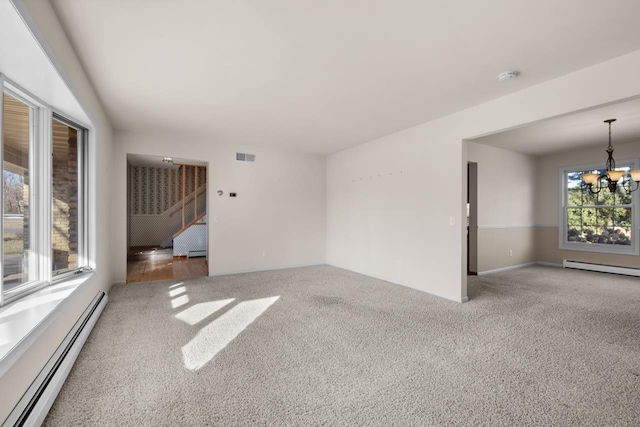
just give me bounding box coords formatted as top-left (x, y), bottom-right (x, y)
top-left (236, 153), bottom-right (255, 162)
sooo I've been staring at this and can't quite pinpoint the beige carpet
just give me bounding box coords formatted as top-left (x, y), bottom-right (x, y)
top-left (44, 265), bottom-right (640, 426)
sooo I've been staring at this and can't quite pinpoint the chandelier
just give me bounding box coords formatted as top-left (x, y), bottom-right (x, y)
top-left (581, 119), bottom-right (640, 194)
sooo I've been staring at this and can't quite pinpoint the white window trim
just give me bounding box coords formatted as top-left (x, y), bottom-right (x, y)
top-left (0, 75), bottom-right (91, 305)
top-left (1, 81), bottom-right (50, 304)
top-left (559, 159), bottom-right (640, 255)
top-left (50, 111), bottom-right (91, 283)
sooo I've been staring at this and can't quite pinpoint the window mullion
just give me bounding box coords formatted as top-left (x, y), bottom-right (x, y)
top-left (37, 108), bottom-right (52, 284)
top-left (79, 128), bottom-right (88, 268)
top-left (27, 103), bottom-right (37, 283)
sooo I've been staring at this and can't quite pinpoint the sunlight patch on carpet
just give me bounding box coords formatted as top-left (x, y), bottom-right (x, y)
top-left (169, 286), bottom-right (186, 297)
top-left (171, 294), bottom-right (190, 309)
top-left (181, 296), bottom-right (280, 371)
top-left (175, 298), bottom-right (235, 325)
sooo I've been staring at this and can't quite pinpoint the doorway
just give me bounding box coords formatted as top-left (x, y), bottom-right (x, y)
top-left (126, 154), bottom-right (208, 283)
top-left (467, 162), bottom-right (478, 275)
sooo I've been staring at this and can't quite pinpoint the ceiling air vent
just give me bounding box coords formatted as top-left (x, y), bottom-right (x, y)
top-left (236, 152), bottom-right (256, 162)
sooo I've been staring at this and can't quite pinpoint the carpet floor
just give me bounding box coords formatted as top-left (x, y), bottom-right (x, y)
top-left (44, 265), bottom-right (640, 426)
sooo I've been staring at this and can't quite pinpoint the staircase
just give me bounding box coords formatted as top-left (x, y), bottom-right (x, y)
top-left (173, 213), bottom-right (208, 257)
top-left (129, 164), bottom-right (207, 249)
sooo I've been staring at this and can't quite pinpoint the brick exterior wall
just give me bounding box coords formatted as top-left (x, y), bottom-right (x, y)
top-left (52, 122), bottom-right (78, 271)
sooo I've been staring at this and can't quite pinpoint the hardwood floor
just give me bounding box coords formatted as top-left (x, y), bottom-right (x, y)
top-left (127, 246), bottom-right (208, 283)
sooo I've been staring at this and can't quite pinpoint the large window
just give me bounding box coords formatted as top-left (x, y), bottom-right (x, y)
top-left (2, 92), bottom-right (34, 292)
top-left (52, 116), bottom-right (84, 275)
top-left (0, 80), bottom-right (89, 305)
top-left (562, 163), bottom-right (639, 254)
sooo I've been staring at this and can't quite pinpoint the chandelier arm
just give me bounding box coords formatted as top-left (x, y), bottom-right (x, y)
top-left (625, 179), bottom-right (640, 193)
top-left (586, 177), bottom-right (603, 194)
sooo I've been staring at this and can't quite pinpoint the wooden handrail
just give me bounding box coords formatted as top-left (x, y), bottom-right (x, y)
top-left (194, 166), bottom-right (198, 221)
top-left (182, 165), bottom-right (186, 229)
top-left (167, 185), bottom-right (205, 217)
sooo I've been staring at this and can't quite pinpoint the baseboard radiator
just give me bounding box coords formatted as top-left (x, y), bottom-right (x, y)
top-left (3, 291), bottom-right (108, 427)
top-left (187, 250), bottom-right (206, 258)
top-left (563, 260), bottom-right (640, 277)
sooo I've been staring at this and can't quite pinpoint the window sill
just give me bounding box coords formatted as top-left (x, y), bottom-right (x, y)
top-left (560, 242), bottom-right (639, 256)
top-left (0, 271), bottom-right (95, 377)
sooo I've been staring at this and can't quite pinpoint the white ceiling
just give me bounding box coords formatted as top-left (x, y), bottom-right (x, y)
top-left (471, 97), bottom-right (640, 155)
top-left (51, 0), bottom-right (640, 155)
top-left (0, 1), bottom-right (90, 126)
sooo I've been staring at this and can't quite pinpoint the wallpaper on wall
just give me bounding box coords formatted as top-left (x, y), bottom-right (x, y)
top-left (129, 165), bottom-right (207, 247)
top-left (130, 165), bottom-right (205, 215)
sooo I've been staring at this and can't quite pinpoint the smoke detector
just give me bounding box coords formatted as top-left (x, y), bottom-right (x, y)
top-left (498, 71), bottom-right (519, 82)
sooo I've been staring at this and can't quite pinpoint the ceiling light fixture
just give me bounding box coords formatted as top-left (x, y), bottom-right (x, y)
top-left (162, 157), bottom-right (174, 164)
top-left (582, 119), bottom-right (640, 194)
top-left (498, 71), bottom-right (519, 82)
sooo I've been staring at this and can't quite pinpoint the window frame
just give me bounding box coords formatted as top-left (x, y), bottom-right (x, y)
top-left (559, 159), bottom-right (640, 255)
top-left (50, 112), bottom-right (89, 283)
top-left (0, 76), bottom-right (91, 305)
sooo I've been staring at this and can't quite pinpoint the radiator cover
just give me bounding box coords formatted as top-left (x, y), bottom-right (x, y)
top-left (563, 260), bottom-right (640, 277)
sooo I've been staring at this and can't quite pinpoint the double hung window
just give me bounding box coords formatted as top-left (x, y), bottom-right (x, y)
top-left (561, 162), bottom-right (639, 255)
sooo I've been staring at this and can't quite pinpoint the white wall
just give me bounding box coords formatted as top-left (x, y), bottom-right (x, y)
top-left (327, 49), bottom-right (640, 302)
top-left (327, 120), bottom-right (464, 301)
top-left (466, 142), bottom-right (538, 273)
top-left (112, 130), bottom-right (326, 282)
top-left (467, 143), bottom-right (537, 227)
top-left (1, 0), bottom-right (114, 421)
top-left (0, 0), bottom-right (89, 126)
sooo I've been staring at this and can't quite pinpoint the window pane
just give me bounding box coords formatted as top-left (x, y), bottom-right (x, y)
top-left (3, 93), bottom-right (32, 291)
top-left (597, 187), bottom-right (616, 206)
top-left (567, 186), bottom-right (585, 207)
top-left (596, 207), bottom-right (613, 236)
top-left (582, 186), bottom-right (600, 206)
top-left (567, 208), bottom-right (585, 242)
top-left (567, 171), bottom-right (587, 206)
top-left (613, 207), bottom-right (632, 245)
top-left (615, 185), bottom-right (632, 205)
top-left (52, 118), bottom-right (79, 273)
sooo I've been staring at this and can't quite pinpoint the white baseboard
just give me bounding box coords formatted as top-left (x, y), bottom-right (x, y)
top-left (477, 262), bottom-right (564, 276)
top-left (327, 263), bottom-right (466, 303)
top-left (536, 262), bottom-right (563, 268)
top-left (209, 263), bottom-right (325, 277)
top-left (477, 262), bottom-right (537, 276)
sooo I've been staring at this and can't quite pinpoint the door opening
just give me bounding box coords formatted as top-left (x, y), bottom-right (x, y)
top-left (467, 162), bottom-right (478, 275)
top-left (126, 155), bottom-right (208, 283)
